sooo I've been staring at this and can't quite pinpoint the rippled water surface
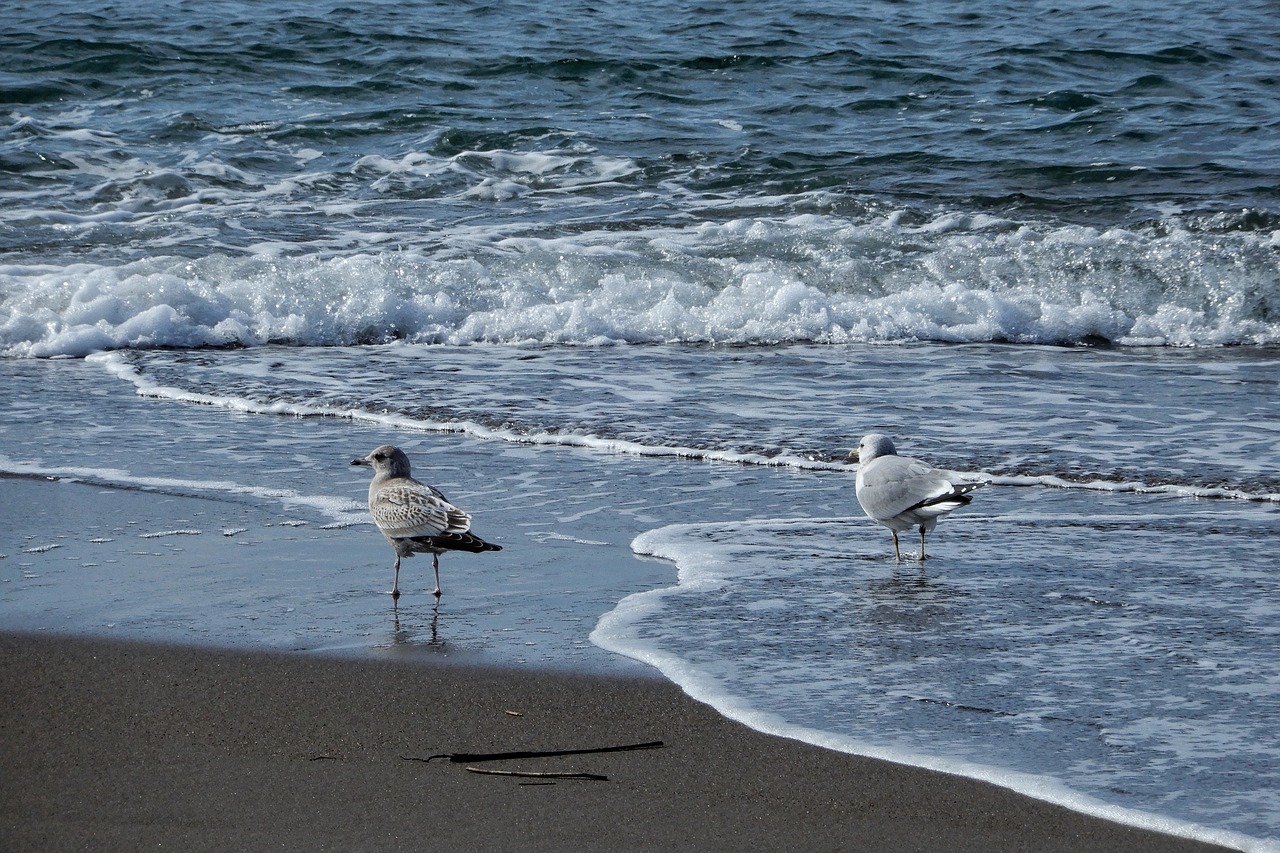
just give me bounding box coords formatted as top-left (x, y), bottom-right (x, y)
top-left (3, 0), bottom-right (1279, 351)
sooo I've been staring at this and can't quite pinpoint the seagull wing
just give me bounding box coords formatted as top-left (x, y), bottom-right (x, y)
top-left (858, 456), bottom-right (979, 521)
top-left (371, 480), bottom-right (472, 540)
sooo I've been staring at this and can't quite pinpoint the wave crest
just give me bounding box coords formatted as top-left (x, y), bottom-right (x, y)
top-left (3, 213), bottom-right (1277, 356)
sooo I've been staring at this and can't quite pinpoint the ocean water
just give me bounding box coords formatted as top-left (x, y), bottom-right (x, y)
top-left (3, 0), bottom-right (1279, 849)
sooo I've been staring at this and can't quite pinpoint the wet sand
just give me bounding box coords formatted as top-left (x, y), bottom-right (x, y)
top-left (0, 631), bottom-right (1232, 852)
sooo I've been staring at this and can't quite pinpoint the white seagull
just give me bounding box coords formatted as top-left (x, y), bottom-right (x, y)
top-left (351, 445), bottom-right (502, 598)
top-left (850, 433), bottom-right (984, 561)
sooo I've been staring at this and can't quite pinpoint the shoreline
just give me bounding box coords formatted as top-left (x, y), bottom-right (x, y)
top-left (1, 631), bottom-right (1236, 852)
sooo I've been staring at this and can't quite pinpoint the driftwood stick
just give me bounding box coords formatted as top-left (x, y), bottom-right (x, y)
top-left (465, 767), bottom-right (608, 781)
top-left (420, 739), bottom-right (663, 764)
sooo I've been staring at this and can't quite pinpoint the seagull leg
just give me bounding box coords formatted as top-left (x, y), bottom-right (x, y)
top-left (432, 553), bottom-right (442, 598)
top-left (391, 556), bottom-right (401, 599)
top-left (891, 531), bottom-right (902, 561)
top-left (918, 527), bottom-right (927, 562)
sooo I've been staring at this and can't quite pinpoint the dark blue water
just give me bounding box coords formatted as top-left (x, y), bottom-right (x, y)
top-left (4, 0), bottom-right (1279, 262)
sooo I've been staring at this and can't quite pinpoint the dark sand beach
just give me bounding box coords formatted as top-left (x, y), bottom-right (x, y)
top-left (1, 632), bottom-right (1232, 852)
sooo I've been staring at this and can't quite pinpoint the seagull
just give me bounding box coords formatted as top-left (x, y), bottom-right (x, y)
top-left (849, 433), bottom-right (984, 561)
top-left (351, 445), bottom-right (502, 598)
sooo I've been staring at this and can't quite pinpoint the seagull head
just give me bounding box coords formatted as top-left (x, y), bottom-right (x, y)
top-left (351, 444), bottom-right (413, 478)
top-left (848, 433), bottom-right (897, 465)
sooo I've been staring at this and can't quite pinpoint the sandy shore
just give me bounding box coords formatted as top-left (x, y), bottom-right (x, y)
top-left (0, 632), bottom-right (1232, 852)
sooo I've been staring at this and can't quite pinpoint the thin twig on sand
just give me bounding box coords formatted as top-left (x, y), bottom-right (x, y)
top-left (465, 767), bottom-right (608, 781)
top-left (412, 739), bottom-right (664, 764)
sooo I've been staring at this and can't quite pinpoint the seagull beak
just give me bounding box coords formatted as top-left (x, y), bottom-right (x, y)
top-left (847, 449), bottom-right (860, 463)
top-left (351, 456), bottom-right (370, 467)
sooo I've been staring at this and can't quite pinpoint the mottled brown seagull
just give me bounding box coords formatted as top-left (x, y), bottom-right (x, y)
top-left (352, 444), bottom-right (501, 598)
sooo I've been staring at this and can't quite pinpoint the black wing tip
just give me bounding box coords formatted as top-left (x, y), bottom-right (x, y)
top-left (908, 491), bottom-right (974, 512)
top-left (409, 532), bottom-right (503, 554)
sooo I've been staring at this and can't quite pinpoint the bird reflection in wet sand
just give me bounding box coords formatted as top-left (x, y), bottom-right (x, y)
top-left (390, 598), bottom-right (442, 650)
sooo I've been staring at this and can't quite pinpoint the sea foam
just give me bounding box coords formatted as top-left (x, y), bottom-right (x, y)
top-left (2, 213), bottom-right (1277, 356)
